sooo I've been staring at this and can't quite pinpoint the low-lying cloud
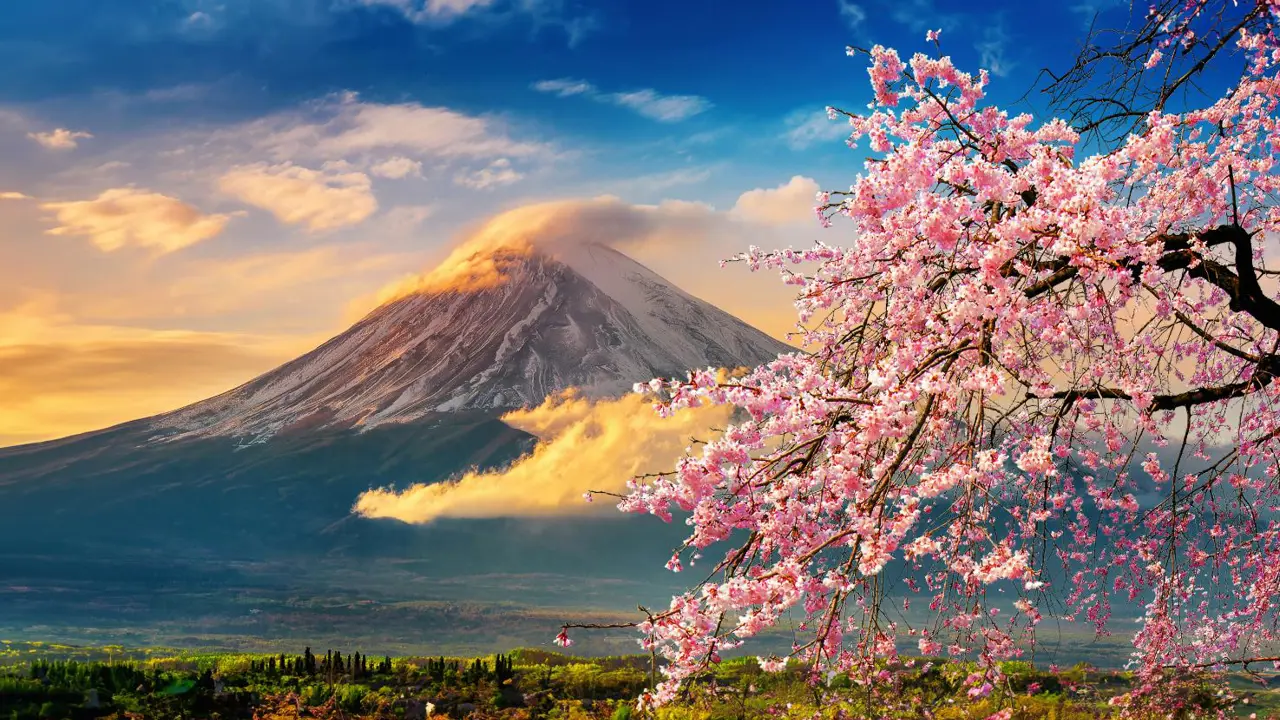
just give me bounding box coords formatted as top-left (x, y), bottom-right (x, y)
top-left (352, 389), bottom-right (733, 523)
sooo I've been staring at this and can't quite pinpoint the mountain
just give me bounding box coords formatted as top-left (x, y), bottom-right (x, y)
top-left (152, 240), bottom-right (791, 444)
top-left (0, 239), bottom-right (792, 652)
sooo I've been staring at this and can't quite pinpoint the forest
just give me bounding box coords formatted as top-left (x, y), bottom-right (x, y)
top-left (1, 641), bottom-right (1278, 719)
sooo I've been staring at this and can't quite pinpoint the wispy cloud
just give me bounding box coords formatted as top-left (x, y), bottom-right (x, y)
top-left (1068, 0), bottom-right (1125, 27)
top-left (455, 158), bottom-right (523, 190)
top-left (0, 192), bottom-right (31, 201)
top-left (781, 108), bottom-right (849, 150)
top-left (976, 19), bottom-right (1015, 78)
top-left (240, 92), bottom-right (552, 163)
top-left (532, 79), bottom-right (711, 122)
top-left (837, 0), bottom-right (866, 30)
top-left (600, 166), bottom-right (714, 196)
top-left (369, 156), bottom-right (423, 179)
top-left (27, 128), bottom-right (93, 150)
top-left (354, 0), bottom-right (496, 21)
top-left (610, 89), bottom-right (710, 122)
top-left (531, 78), bottom-right (595, 97)
top-left (40, 188), bottom-right (234, 253)
top-left (350, 0), bottom-right (597, 44)
top-left (218, 162), bottom-right (378, 232)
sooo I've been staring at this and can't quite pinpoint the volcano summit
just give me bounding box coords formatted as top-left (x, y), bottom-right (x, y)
top-left (154, 236), bottom-right (791, 444)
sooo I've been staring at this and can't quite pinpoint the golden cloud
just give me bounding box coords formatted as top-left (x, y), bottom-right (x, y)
top-left (245, 92), bottom-right (551, 163)
top-left (218, 162), bottom-right (377, 232)
top-left (0, 297), bottom-right (300, 447)
top-left (40, 188), bottom-right (233, 253)
top-left (352, 388), bottom-right (732, 523)
top-left (355, 189), bottom-right (822, 342)
top-left (730, 175), bottom-right (821, 226)
top-left (27, 128), bottom-right (93, 150)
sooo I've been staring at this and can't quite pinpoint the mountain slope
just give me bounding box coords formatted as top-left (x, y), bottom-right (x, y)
top-left (153, 241), bottom-right (792, 444)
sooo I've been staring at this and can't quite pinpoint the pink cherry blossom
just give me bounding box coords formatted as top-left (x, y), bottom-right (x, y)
top-left (567, 2), bottom-right (1280, 714)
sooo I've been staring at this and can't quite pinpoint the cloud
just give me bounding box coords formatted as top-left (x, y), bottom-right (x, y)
top-left (360, 182), bottom-right (834, 341)
top-left (455, 158), bottom-right (523, 190)
top-left (27, 128), bottom-right (93, 150)
top-left (356, 0), bottom-right (496, 20)
top-left (976, 20), bottom-right (1015, 77)
top-left (531, 78), bottom-right (595, 97)
top-left (370, 156), bottom-right (423, 179)
top-left (838, 0), bottom-right (867, 29)
top-left (601, 167), bottom-right (715, 197)
top-left (0, 296), bottom-right (298, 448)
top-left (609, 89), bottom-right (710, 122)
top-left (218, 162), bottom-right (378, 232)
top-left (1068, 0), bottom-right (1125, 26)
top-left (353, 389), bottom-right (733, 522)
top-left (730, 175), bottom-right (820, 226)
top-left (349, 0), bottom-right (598, 44)
top-left (40, 188), bottom-right (233, 253)
top-left (380, 204), bottom-right (436, 233)
top-left (782, 108), bottom-right (849, 150)
top-left (532, 79), bottom-right (711, 122)
top-left (0, 192), bottom-right (31, 200)
top-left (245, 93), bottom-right (551, 163)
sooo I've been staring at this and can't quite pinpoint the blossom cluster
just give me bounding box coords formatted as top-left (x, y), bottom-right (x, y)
top-left (566, 2), bottom-right (1280, 713)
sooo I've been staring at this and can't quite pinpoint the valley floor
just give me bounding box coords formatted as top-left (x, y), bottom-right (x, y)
top-left (2, 641), bottom-right (1279, 720)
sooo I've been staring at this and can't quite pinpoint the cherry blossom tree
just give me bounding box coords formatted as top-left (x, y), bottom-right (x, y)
top-left (564, 0), bottom-right (1280, 714)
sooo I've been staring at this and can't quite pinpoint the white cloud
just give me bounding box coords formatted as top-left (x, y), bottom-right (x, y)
top-left (27, 128), bottom-right (93, 150)
top-left (0, 191), bottom-right (31, 200)
top-left (533, 79), bottom-right (711, 122)
top-left (370, 156), bottom-right (423, 179)
top-left (730, 176), bottom-right (820, 226)
top-left (531, 78), bottom-right (596, 97)
top-left (602, 167), bottom-right (714, 197)
top-left (40, 188), bottom-right (233, 253)
top-left (976, 21), bottom-right (1015, 77)
top-left (355, 0), bottom-right (497, 21)
top-left (242, 93), bottom-right (551, 164)
top-left (218, 162), bottom-right (378, 232)
top-left (350, 0), bottom-right (597, 43)
top-left (782, 108), bottom-right (849, 150)
top-left (609, 89), bottom-right (710, 122)
top-left (838, 0), bottom-right (867, 29)
top-left (455, 158), bottom-right (523, 190)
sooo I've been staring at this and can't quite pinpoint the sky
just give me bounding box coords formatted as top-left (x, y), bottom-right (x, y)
top-left (0, 0), bottom-right (1134, 447)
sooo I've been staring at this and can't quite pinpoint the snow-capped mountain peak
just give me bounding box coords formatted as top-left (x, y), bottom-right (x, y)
top-left (153, 239), bottom-right (793, 442)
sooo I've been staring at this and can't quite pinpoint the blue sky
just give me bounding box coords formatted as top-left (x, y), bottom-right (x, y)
top-left (0, 0), bottom-right (1141, 445)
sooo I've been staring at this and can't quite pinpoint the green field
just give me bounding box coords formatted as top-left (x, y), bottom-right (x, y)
top-left (1, 640), bottom-right (1278, 720)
